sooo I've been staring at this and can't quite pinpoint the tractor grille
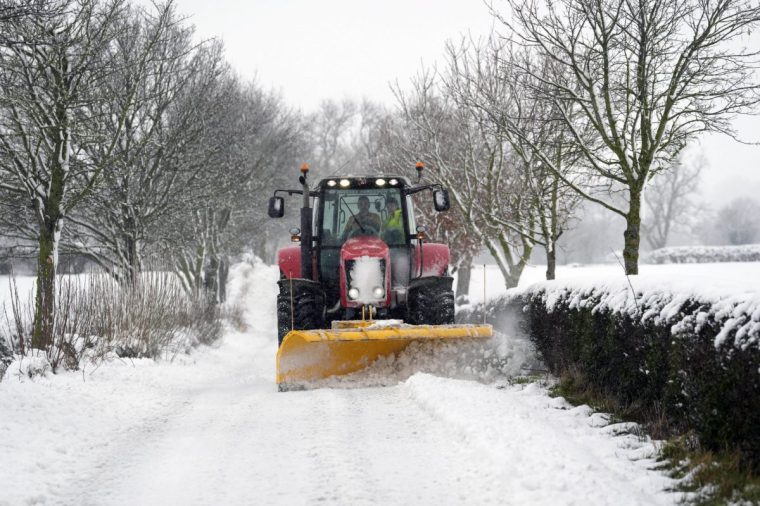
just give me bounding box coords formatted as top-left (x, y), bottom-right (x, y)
top-left (345, 258), bottom-right (386, 298)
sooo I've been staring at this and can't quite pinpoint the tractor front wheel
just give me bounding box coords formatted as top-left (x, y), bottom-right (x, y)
top-left (277, 278), bottom-right (325, 346)
top-left (407, 276), bottom-right (455, 326)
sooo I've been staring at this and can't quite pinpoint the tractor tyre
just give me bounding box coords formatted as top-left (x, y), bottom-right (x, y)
top-left (277, 278), bottom-right (325, 346)
top-left (407, 276), bottom-right (455, 326)
top-left (276, 295), bottom-right (291, 345)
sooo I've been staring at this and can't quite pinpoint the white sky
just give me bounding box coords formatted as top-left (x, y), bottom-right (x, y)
top-left (172, 0), bottom-right (760, 209)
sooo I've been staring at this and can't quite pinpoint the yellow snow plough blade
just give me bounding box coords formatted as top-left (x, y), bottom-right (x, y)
top-left (276, 321), bottom-right (493, 388)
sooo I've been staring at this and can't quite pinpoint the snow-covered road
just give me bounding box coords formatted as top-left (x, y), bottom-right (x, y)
top-left (0, 262), bottom-right (678, 505)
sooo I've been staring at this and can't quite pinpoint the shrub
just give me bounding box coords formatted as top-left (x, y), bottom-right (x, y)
top-left (0, 335), bottom-right (11, 381)
top-left (518, 288), bottom-right (760, 469)
top-left (0, 271), bottom-right (224, 374)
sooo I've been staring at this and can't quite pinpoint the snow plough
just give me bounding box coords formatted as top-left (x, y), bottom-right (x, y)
top-left (268, 163), bottom-right (492, 390)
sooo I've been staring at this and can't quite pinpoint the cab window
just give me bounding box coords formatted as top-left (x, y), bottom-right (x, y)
top-left (320, 188), bottom-right (406, 246)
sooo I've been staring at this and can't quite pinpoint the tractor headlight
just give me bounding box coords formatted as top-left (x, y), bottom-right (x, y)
top-left (339, 179), bottom-right (351, 188)
top-left (348, 287), bottom-right (360, 300)
top-left (373, 286), bottom-right (385, 299)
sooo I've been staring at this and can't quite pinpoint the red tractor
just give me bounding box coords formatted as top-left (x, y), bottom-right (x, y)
top-left (268, 164), bottom-right (491, 388)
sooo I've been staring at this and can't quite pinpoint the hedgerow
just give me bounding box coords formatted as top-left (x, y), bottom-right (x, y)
top-left (459, 285), bottom-right (760, 469)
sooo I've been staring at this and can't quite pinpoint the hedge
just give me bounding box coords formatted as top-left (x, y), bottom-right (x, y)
top-left (459, 286), bottom-right (760, 469)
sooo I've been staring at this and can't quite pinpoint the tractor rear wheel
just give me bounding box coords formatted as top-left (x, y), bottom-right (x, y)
top-left (407, 276), bottom-right (455, 326)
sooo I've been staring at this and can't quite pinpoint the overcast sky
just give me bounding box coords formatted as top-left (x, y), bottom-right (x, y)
top-left (172, 0), bottom-right (760, 210)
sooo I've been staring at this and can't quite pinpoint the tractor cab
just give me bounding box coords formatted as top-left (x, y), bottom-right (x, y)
top-left (314, 177), bottom-right (417, 313)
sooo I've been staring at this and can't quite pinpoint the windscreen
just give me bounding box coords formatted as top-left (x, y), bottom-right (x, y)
top-left (320, 188), bottom-right (407, 246)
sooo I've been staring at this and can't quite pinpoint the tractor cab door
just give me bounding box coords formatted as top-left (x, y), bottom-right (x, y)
top-left (387, 194), bottom-right (418, 289)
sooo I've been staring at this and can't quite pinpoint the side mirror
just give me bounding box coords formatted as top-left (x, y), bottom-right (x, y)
top-left (433, 189), bottom-right (450, 212)
top-left (268, 196), bottom-right (284, 218)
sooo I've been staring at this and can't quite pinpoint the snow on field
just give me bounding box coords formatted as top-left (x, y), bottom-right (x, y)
top-left (0, 261), bottom-right (680, 505)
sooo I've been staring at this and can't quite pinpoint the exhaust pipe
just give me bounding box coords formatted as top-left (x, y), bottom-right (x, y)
top-left (299, 164), bottom-right (312, 280)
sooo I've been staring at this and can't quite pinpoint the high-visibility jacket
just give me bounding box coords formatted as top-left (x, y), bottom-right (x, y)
top-left (383, 209), bottom-right (403, 232)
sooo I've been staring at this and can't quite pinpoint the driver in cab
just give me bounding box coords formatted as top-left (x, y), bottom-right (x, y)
top-left (344, 195), bottom-right (381, 238)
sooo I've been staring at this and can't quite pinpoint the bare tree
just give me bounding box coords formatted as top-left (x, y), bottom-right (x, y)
top-left (642, 153), bottom-right (705, 249)
top-left (307, 98), bottom-right (358, 177)
top-left (394, 70), bottom-right (537, 289)
top-left (364, 106), bottom-right (484, 299)
top-left (443, 38), bottom-right (583, 280)
top-left (499, 0), bottom-right (760, 274)
top-left (0, 1), bottom-right (57, 34)
top-left (65, 1), bottom-right (201, 284)
top-left (170, 78), bottom-right (302, 303)
top-left (0, 0), bottom-right (164, 348)
top-left (351, 100), bottom-right (394, 173)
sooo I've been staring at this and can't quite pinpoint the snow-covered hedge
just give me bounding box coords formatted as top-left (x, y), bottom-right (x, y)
top-left (459, 275), bottom-right (760, 467)
top-left (644, 244), bottom-right (760, 264)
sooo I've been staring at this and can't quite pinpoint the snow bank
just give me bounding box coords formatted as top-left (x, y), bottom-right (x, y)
top-left (0, 259), bottom-right (281, 506)
top-left (401, 374), bottom-right (676, 505)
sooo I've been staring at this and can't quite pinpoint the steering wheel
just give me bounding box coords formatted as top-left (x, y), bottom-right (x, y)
top-left (348, 222), bottom-right (380, 239)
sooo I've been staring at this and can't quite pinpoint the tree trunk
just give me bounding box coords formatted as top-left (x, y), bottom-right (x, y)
top-left (32, 221), bottom-right (58, 349)
top-left (204, 254), bottom-right (219, 304)
top-left (484, 232), bottom-right (533, 290)
top-left (455, 261), bottom-right (472, 303)
top-left (218, 256), bottom-right (229, 303)
top-left (123, 213), bottom-right (141, 287)
top-left (545, 244), bottom-right (556, 280)
top-left (32, 136), bottom-right (65, 349)
top-left (623, 189), bottom-right (642, 275)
